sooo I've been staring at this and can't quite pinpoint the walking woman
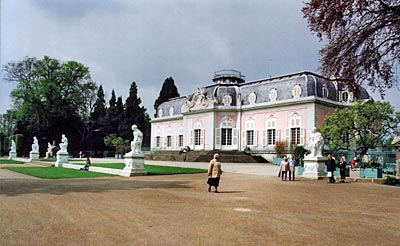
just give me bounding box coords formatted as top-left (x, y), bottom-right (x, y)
top-left (338, 155), bottom-right (347, 183)
top-left (207, 153), bottom-right (223, 193)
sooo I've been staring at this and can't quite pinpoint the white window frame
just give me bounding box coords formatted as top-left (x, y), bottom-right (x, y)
top-left (269, 88), bottom-right (278, 102)
top-left (292, 84), bottom-right (302, 98)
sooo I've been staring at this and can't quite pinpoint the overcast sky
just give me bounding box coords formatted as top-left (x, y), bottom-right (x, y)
top-left (1, 0), bottom-right (399, 117)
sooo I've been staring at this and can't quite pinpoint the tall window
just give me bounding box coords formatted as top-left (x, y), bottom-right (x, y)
top-left (192, 121), bottom-right (204, 147)
top-left (194, 129), bottom-right (201, 145)
top-left (286, 113), bottom-right (304, 145)
top-left (265, 116), bottom-right (277, 145)
top-left (245, 118), bottom-right (256, 146)
top-left (178, 135), bottom-right (183, 147)
top-left (166, 128), bottom-right (172, 148)
top-left (221, 118), bottom-right (233, 145)
top-left (221, 128), bottom-right (232, 145)
top-left (156, 136), bottom-right (161, 147)
top-left (291, 128), bottom-right (301, 145)
top-left (167, 136), bottom-right (172, 147)
top-left (178, 127), bottom-right (184, 147)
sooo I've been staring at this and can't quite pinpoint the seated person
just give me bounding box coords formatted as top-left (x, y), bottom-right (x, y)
top-left (80, 157), bottom-right (91, 171)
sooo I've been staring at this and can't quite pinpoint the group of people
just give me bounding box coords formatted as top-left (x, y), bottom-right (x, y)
top-left (278, 154), bottom-right (296, 181)
top-left (326, 154), bottom-right (348, 183)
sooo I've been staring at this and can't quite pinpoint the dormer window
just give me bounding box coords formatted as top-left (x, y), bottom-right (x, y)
top-left (340, 90), bottom-right (354, 102)
top-left (158, 109), bottom-right (163, 117)
top-left (248, 92), bottom-right (257, 105)
top-left (322, 86), bottom-right (329, 98)
top-left (169, 107), bottom-right (174, 116)
top-left (269, 88), bottom-right (278, 102)
top-left (223, 95), bottom-right (232, 106)
top-left (292, 85), bottom-right (302, 98)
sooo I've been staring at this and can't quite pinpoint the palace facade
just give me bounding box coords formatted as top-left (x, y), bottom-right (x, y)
top-left (150, 70), bottom-right (370, 160)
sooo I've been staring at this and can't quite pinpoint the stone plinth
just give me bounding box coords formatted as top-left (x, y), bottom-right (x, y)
top-left (55, 151), bottom-right (69, 167)
top-left (302, 156), bottom-right (328, 179)
top-left (8, 151), bottom-right (17, 160)
top-left (29, 151), bottom-right (40, 162)
top-left (121, 152), bottom-right (146, 177)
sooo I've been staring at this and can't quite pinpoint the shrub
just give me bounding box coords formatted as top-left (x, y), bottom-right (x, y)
top-left (275, 140), bottom-right (287, 157)
top-left (384, 176), bottom-right (399, 186)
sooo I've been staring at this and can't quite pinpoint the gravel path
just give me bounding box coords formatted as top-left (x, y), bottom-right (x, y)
top-left (1, 161), bottom-right (399, 246)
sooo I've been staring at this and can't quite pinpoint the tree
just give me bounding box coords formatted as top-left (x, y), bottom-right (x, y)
top-left (89, 85), bottom-right (108, 153)
top-left (303, 0), bottom-right (400, 96)
top-left (3, 56), bottom-right (97, 155)
top-left (154, 77), bottom-right (180, 116)
top-left (319, 101), bottom-right (400, 156)
top-left (119, 82), bottom-right (148, 145)
top-left (105, 89), bottom-right (118, 135)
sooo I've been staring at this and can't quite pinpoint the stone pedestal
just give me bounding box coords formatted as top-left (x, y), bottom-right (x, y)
top-left (302, 156), bottom-right (328, 179)
top-left (55, 151), bottom-right (69, 167)
top-left (8, 151), bottom-right (17, 160)
top-left (121, 152), bottom-right (146, 177)
top-left (29, 151), bottom-right (40, 162)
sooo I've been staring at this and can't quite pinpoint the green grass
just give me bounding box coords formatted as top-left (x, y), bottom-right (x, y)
top-left (3, 166), bottom-right (116, 179)
top-left (39, 158), bottom-right (56, 162)
top-left (4, 163), bottom-right (207, 179)
top-left (0, 159), bottom-right (25, 164)
top-left (90, 163), bottom-right (207, 175)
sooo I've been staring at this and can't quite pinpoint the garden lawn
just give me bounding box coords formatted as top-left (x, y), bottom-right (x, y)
top-left (3, 166), bottom-right (116, 179)
top-left (90, 163), bottom-right (207, 175)
top-left (3, 164), bottom-right (207, 179)
top-left (0, 159), bottom-right (25, 164)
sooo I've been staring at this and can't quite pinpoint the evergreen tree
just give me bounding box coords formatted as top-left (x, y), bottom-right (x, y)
top-left (89, 85), bottom-right (107, 153)
top-left (154, 77), bottom-right (180, 116)
top-left (105, 89), bottom-right (118, 135)
top-left (119, 82), bottom-right (147, 143)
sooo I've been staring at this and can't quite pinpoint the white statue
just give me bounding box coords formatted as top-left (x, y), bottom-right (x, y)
top-left (47, 142), bottom-right (53, 153)
top-left (31, 136), bottom-right (39, 152)
top-left (308, 127), bottom-right (324, 157)
top-left (59, 134), bottom-right (68, 153)
top-left (130, 125), bottom-right (143, 154)
top-left (10, 140), bottom-right (16, 152)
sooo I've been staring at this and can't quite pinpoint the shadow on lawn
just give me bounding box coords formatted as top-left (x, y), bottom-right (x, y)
top-left (0, 178), bottom-right (192, 196)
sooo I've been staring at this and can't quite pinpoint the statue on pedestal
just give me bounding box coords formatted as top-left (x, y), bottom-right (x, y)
top-left (59, 134), bottom-right (68, 153)
top-left (31, 136), bottom-right (39, 152)
top-left (307, 127), bottom-right (324, 158)
top-left (10, 140), bottom-right (16, 152)
top-left (130, 125), bottom-right (143, 154)
top-left (8, 140), bottom-right (17, 160)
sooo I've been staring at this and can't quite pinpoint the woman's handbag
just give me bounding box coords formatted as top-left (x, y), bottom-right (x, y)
top-left (327, 171), bottom-right (332, 177)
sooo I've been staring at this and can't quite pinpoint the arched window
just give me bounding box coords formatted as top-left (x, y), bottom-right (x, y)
top-left (169, 107), bottom-right (174, 116)
top-left (154, 128), bottom-right (162, 148)
top-left (158, 108), bottom-right (163, 117)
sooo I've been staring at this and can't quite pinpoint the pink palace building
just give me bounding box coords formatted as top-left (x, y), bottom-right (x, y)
top-left (150, 70), bottom-right (370, 161)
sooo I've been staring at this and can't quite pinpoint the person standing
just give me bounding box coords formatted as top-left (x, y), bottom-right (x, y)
top-left (288, 154), bottom-right (296, 181)
top-left (279, 157), bottom-right (289, 181)
top-left (338, 155), bottom-right (347, 183)
top-left (326, 154), bottom-right (336, 183)
top-left (207, 153), bottom-right (223, 193)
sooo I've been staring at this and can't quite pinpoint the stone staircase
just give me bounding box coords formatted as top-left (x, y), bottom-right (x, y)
top-left (144, 150), bottom-right (267, 163)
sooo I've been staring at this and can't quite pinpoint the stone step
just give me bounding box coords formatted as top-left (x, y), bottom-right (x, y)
top-left (145, 150), bottom-right (267, 163)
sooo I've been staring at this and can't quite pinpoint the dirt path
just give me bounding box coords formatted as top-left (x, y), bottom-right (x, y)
top-left (1, 170), bottom-right (399, 246)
